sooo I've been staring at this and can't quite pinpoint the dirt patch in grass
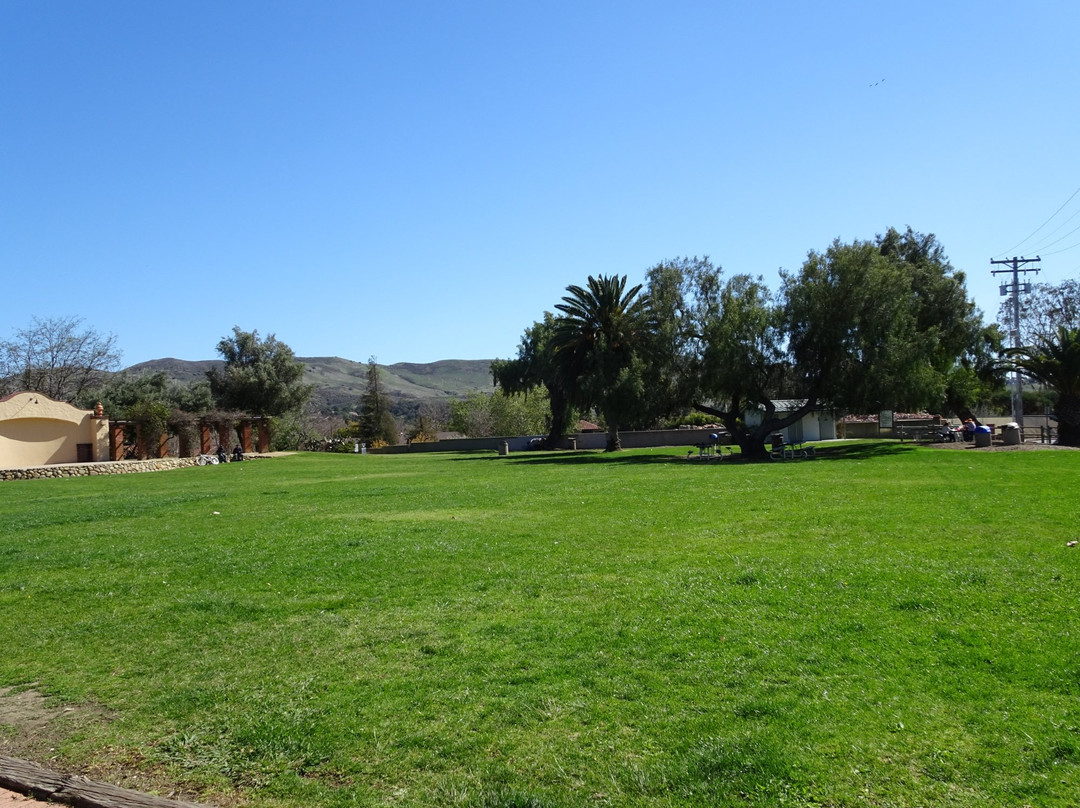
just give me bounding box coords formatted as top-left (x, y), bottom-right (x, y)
top-left (925, 440), bottom-right (1079, 451)
top-left (0, 686), bottom-right (110, 764)
top-left (0, 688), bottom-right (66, 733)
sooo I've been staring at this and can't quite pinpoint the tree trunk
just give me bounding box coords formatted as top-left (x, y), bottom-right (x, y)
top-left (605, 423), bottom-right (621, 452)
top-left (739, 437), bottom-right (770, 459)
top-left (1056, 393), bottom-right (1080, 446)
top-left (737, 422), bottom-right (777, 459)
top-left (544, 384), bottom-right (572, 448)
top-left (693, 400), bottom-right (811, 460)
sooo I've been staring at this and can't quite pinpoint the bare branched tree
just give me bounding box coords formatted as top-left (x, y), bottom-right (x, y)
top-left (0, 316), bottom-right (122, 402)
top-left (998, 279), bottom-right (1080, 347)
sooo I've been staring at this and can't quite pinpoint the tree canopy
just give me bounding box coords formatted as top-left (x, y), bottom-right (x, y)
top-left (448, 389), bottom-right (550, 438)
top-left (689, 229), bottom-right (989, 455)
top-left (77, 370), bottom-right (213, 420)
top-left (206, 327), bottom-right (312, 417)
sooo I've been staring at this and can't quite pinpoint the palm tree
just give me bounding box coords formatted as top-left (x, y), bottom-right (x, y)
top-left (1005, 326), bottom-right (1080, 446)
top-left (553, 275), bottom-right (649, 451)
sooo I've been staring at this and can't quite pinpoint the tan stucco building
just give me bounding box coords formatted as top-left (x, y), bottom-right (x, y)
top-left (0, 392), bottom-right (110, 468)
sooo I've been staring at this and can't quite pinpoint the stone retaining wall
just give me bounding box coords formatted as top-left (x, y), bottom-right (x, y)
top-left (0, 457), bottom-right (198, 481)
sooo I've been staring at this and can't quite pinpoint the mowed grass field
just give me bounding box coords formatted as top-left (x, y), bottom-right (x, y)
top-left (1, 444), bottom-right (1078, 807)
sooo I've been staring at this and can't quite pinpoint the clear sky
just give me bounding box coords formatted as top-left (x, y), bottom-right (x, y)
top-left (3, 1), bottom-right (1078, 367)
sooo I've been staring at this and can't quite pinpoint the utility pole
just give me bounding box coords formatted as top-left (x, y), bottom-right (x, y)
top-left (990, 255), bottom-right (1041, 428)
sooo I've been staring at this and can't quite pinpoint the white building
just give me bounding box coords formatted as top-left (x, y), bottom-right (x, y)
top-left (745, 399), bottom-right (837, 443)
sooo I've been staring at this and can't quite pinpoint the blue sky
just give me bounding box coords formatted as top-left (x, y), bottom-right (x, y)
top-left (3, 1), bottom-right (1078, 367)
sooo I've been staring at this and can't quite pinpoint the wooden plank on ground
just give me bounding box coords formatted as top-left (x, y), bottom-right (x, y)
top-left (0, 756), bottom-right (209, 808)
top-left (0, 754), bottom-right (65, 799)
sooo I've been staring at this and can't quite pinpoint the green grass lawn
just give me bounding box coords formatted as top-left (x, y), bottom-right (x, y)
top-left (1, 443), bottom-right (1078, 807)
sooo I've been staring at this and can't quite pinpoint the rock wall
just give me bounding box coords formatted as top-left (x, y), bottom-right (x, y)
top-left (0, 457), bottom-right (198, 481)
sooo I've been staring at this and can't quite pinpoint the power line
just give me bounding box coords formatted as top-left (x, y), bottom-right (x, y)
top-left (1021, 205), bottom-right (1080, 254)
top-left (993, 184), bottom-right (1080, 258)
top-left (1040, 238), bottom-right (1080, 257)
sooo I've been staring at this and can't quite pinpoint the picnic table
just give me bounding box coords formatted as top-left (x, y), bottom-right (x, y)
top-left (769, 441), bottom-right (816, 461)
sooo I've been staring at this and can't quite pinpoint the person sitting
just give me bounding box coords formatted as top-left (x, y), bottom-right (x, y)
top-left (216, 444), bottom-right (228, 463)
top-left (962, 419), bottom-right (976, 442)
top-left (232, 445), bottom-right (244, 462)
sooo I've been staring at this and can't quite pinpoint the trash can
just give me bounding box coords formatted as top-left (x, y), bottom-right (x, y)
top-left (974, 425), bottom-right (992, 448)
top-left (498, 440), bottom-right (509, 456)
top-left (567, 437), bottom-right (577, 450)
top-left (1001, 422), bottom-right (1021, 446)
top-left (771, 433), bottom-right (785, 449)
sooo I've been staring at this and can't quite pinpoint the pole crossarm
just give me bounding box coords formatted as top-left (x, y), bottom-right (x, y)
top-left (990, 255), bottom-right (1041, 275)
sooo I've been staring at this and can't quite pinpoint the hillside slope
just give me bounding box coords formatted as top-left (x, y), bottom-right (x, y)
top-left (125, 356), bottom-right (495, 413)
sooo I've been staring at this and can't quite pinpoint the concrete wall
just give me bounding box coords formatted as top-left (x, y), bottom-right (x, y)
top-left (841, 418), bottom-right (945, 440)
top-left (0, 392), bottom-right (109, 467)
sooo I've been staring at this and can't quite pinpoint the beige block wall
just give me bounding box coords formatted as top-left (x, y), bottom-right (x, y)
top-left (0, 392), bottom-right (105, 468)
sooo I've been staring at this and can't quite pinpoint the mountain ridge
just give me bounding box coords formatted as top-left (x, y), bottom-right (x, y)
top-left (124, 356), bottom-right (496, 413)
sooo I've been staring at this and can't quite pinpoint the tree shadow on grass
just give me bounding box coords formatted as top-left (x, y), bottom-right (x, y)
top-left (449, 441), bottom-right (919, 466)
top-left (450, 451), bottom-right (681, 466)
top-left (812, 441), bottom-right (918, 461)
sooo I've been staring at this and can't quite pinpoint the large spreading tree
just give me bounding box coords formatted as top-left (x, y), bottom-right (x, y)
top-left (690, 229), bottom-right (989, 456)
top-left (206, 327), bottom-right (312, 417)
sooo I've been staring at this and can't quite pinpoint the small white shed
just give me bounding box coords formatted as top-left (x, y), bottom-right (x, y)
top-left (745, 399), bottom-right (837, 442)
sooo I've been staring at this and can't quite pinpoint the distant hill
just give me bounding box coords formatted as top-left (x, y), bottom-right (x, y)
top-left (124, 356), bottom-right (496, 413)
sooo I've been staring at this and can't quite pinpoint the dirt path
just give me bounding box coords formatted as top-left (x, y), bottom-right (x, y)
top-left (0, 787), bottom-right (39, 806)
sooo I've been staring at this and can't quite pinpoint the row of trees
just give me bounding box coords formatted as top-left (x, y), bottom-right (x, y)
top-left (1, 319), bottom-right (316, 451)
top-left (495, 228), bottom-right (1079, 453)
top-left (0, 317), bottom-right (440, 450)
top-left (6, 249), bottom-right (1075, 452)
